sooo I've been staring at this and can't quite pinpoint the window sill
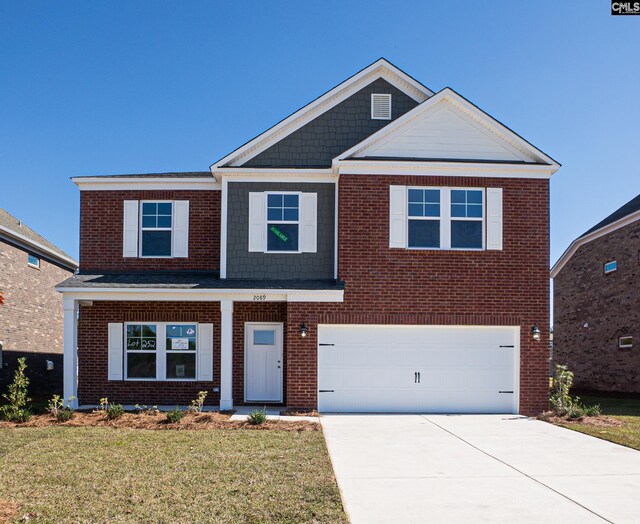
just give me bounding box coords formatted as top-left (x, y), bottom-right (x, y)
top-left (123, 378), bottom-right (198, 382)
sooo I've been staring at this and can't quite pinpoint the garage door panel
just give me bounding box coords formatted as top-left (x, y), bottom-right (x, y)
top-left (318, 325), bottom-right (518, 414)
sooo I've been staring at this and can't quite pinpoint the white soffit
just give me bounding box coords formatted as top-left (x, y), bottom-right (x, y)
top-left (335, 88), bottom-right (560, 170)
top-left (210, 59), bottom-right (434, 170)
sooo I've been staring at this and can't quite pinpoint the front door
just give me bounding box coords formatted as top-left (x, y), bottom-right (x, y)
top-left (245, 323), bottom-right (283, 403)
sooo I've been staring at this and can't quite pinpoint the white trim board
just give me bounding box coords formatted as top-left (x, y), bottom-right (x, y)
top-left (57, 287), bottom-right (344, 303)
top-left (73, 177), bottom-right (221, 191)
top-left (334, 88), bottom-right (560, 172)
top-left (551, 209), bottom-right (640, 277)
top-left (0, 226), bottom-right (78, 269)
top-left (210, 59), bottom-right (433, 170)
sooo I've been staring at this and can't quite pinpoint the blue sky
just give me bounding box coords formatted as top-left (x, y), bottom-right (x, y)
top-left (1, 1), bottom-right (638, 264)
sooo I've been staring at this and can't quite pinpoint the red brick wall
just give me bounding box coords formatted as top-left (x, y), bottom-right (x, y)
top-left (285, 175), bottom-right (550, 416)
top-left (0, 239), bottom-right (74, 354)
top-left (77, 301), bottom-right (221, 405)
top-left (554, 221), bottom-right (640, 392)
top-left (79, 190), bottom-right (220, 272)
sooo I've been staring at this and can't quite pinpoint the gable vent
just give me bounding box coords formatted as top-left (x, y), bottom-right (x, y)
top-left (371, 93), bottom-right (392, 120)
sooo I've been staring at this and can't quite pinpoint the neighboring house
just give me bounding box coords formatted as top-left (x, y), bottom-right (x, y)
top-left (0, 208), bottom-right (78, 394)
top-left (57, 58), bottom-right (560, 415)
top-left (552, 194), bottom-right (640, 393)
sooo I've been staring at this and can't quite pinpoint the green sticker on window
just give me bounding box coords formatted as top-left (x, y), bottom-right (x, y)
top-left (269, 225), bottom-right (288, 242)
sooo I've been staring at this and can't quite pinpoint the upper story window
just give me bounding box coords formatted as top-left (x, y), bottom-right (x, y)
top-left (407, 188), bottom-right (484, 250)
top-left (122, 200), bottom-right (189, 259)
top-left (604, 260), bottom-right (617, 274)
top-left (371, 93), bottom-right (392, 120)
top-left (141, 202), bottom-right (173, 257)
top-left (267, 193), bottom-right (300, 252)
top-left (27, 254), bottom-right (40, 269)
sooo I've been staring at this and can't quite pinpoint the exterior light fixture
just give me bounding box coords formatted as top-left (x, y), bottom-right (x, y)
top-left (532, 324), bottom-right (541, 341)
top-left (300, 323), bottom-right (308, 338)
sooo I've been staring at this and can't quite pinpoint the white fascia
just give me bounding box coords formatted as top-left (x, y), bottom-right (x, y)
top-left (72, 177), bottom-right (221, 191)
top-left (211, 168), bottom-right (337, 183)
top-left (210, 59), bottom-right (433, 170)
top-left (334, 160), bottom-right (556, 179)
top-left (551, 209), bottom-right (640, 277)
top-left (56, 287), bottom-right (344, 303)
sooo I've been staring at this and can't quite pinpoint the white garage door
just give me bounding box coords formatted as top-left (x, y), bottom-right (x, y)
top-left (318, 325), bottom-right (519, 414)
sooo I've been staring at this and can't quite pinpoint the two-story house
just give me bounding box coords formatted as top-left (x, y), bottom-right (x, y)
top-left (57, 59), bottom-right (559, 415)
top-left (552, 194), bottom-right (640, 393)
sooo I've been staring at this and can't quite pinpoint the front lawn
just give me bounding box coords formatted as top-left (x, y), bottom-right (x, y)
top-left (555, 395), bottom-right (640, 451)
top-left (0, 427), bottom-right (347, 523)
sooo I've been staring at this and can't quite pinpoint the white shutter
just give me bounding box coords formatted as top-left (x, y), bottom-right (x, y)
top-left (122, 200), bottom-right (139, 257)
top-left (197, 323), bottom-right (214, 381)
top-left (300, 193), bottom-right (318, 253)
top-left (486, 188), bottom-right (503, 251)
top-left (248, 192), bottom-right (266, 252)
top-left (389, 185), bottom-right (407, 248)
top-left (108, 323), bottom-right (124, 381)
top-left (172, 200), bottom-right (189, 258)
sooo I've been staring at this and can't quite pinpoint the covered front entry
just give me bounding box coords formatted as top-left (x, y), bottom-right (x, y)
top-left (244, 322), bottom-right (284, 403)
top-left (317, 325), bottom-right (519, 414)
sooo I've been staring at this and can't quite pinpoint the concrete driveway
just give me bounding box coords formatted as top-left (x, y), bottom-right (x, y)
top-left (321, 414), bottom-right (640, 523)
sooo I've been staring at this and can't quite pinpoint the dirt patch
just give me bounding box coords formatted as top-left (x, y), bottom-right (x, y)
top-left (539, 411), bottom-right (624, 427)
top-left (0, 411), bottom-right (319, 432)
top-left (0, 500), bottom-right (19, 524)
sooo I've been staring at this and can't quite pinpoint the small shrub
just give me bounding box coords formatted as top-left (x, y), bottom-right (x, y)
top-left (106, 404), bottom-right (125, 420)
top-left (47, 395), bottom-right (76, 422)
top-left (550, 364), bottom-right (574, 415)
top-left (247, 408), bottom-right (267, 425)
top-left (166, 407), bottom-right (184, 423)
top-left (0, 357), bottom-right (32, 422)
top-left (134, 404), bottom-right (159, 415)
top-left (189, 391), bottom-right (208, 414)
top-left (583, 403), bottom-right (602, 417)
top-left (98, 397), bottom-right (109, 412)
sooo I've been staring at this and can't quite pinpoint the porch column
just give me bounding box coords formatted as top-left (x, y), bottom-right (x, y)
top-left (220, 300), bottom-right (234, 410)
top-left (63, 297), bottom-right (79, 408)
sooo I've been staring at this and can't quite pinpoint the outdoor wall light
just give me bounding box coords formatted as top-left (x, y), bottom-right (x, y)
top-left (300, 323), bottom-right (308, 338)
top-left (532, 324), bottom-right (541, 341)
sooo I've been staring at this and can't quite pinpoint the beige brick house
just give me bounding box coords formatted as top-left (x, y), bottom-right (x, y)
top-left (552, 194), bottom-right (640, 393)
top-left (0, 208), bottom-right (77, 394)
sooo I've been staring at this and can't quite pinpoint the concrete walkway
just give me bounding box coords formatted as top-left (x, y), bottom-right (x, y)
top-left (321, 414), bottom-right (640, 523)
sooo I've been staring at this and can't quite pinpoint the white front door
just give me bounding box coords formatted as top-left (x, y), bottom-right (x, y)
top-left (245, 323), bottom-right (283, 403)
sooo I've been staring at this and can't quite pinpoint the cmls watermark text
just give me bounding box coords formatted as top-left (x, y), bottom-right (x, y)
top-left (612, 2), bottom-right (640, 14)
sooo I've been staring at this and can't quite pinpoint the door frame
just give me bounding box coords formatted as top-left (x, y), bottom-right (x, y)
top-left (244, 322), bottom-right (284, 403)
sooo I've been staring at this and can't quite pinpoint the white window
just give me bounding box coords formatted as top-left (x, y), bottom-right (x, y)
top-left (27, 254), bottom-right (40, 268)
top-left (619, 336), bottom-right (633, 349)
top-left (266, 193), bottom-right (300, 252)
top-left (407, 187), bottom-right (484, 250)
top-left (125, 323), bottom-right (199, 381)
top-left (371, 93), bottom-right (392, 120)
top-left (122, 200), bottom-right (189, 258)
top-left (248, 192), bottom-right (317, 254)
top-left (604, 260), bottom-right (617, 274)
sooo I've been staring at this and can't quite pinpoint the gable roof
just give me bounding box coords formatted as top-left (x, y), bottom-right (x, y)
top-left (551, 193), bottom-right (640, 278)
top-left (335, 87), bottom-right (560, 168)
top-left (0, 208), bottom-right (77, 269)
top-left (210, 58), bottom-right (434, 170)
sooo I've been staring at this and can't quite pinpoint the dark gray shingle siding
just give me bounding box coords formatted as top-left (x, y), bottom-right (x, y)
top-left (242, 79), bottom-right (419, 168)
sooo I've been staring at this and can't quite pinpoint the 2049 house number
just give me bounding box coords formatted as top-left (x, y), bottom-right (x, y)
top-left (253, 294), bottom-right (267, 301)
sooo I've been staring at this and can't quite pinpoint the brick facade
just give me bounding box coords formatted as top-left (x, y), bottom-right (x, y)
top-left (79, 190), bottom-right (220, 272)
top-left (554, 221), bottom-right (640, 393)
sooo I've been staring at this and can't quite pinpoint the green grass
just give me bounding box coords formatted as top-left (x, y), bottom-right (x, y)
top-left (557, 395), bottom-right (640, 451)
top-left (0, 427), bottom-right (347, 523)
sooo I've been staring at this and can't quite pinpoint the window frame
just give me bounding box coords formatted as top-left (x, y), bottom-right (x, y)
top-left (139, 200), bottom-right (174, 259)
top-left (27, 254), bottom-right (40, 269)
top-left (604, 260), bottom-right (617, 274)
top-left (619, 336), bottom-right (633, 349)
top-left (264, 191), bottom-right (303, 254)
top-left (124, 322), bottom-right (199, 382)
top-left (406, 187), bottom-right (485, 251)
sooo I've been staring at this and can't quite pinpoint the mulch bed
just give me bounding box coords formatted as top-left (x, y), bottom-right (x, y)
top-left (538, 411), bottom-right (624, 427)
top-left (280, 409), bottom-right (319, 417)
top-left (0, 411), bottom-right (318, 432)
top-left (0, 500), bottom-right (19, 524)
